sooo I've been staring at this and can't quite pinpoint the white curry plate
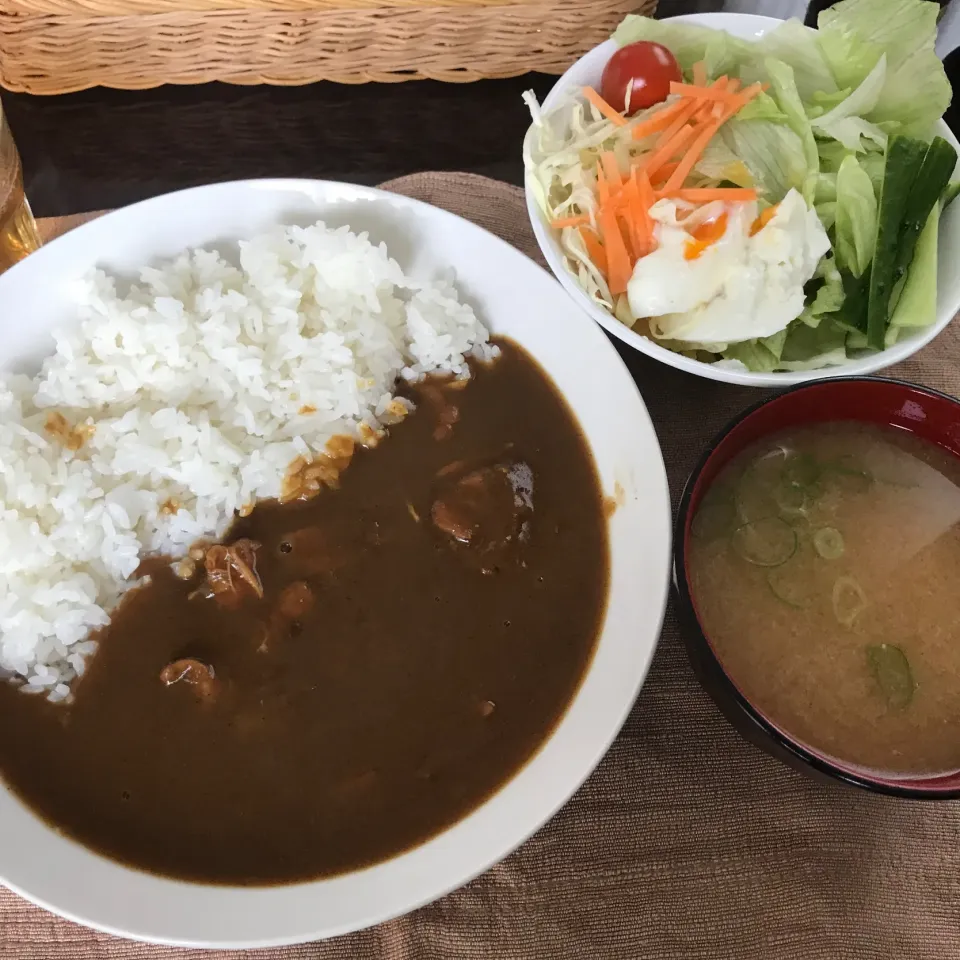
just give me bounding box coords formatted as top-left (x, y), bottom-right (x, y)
top-left (0, 179), bottom-right (671, 948)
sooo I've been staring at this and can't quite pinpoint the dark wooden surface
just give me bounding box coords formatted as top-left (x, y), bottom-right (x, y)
top-left (3, 76), bottom-right (557, 218)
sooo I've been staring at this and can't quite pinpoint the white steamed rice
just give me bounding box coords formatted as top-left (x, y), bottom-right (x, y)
top-left (0, 221), bottom-right (493, 698)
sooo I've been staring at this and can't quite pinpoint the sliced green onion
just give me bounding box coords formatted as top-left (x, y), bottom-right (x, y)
top-left (813, 526), bottom-right (845, 560)
top-left (773, 477), bottom-right (809, 516)
top-left (767, 570), bottom-right (812, 609)
top-left (736, 459), bottom-right (782, 523)
top-left (832, 576), bottom-right (867, 627)
top-left (866, 643), bottom-right (914, 709)
top-left (782, 452), bottom-right (821, 489)
top-left (731, 518), bottom-right (798, 567)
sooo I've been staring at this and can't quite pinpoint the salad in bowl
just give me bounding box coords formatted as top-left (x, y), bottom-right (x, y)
top-left (523, 0), bottom-right (960, 384)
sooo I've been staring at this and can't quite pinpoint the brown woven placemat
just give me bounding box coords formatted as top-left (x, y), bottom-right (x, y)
top-left (10, 171), bottom-right (960, 960)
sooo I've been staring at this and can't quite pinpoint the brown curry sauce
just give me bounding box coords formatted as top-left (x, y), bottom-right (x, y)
top-left (0, 339), bottom-right (609, 884)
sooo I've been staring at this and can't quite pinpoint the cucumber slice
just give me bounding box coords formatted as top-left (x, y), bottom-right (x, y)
top-left (866, 136), bottom-right (928, 350)
top-left (890, 137), bottom-right (957, 303)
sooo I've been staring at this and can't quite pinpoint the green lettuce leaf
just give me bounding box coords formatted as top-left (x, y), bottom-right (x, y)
top-left (810, 55), bottom-right (889, 151)
top-left (722, 330), bottom-right (789, 372)
top-left (815, 172), bottom-right (837, 203)
top-left (779, 319), bottom-right (849, 369)
top-left (806, 87), bottom-right (854, 119)
top-left (817, 0), bottom-right (951, 136)
top-left (763, 58), bottom-right (820, 204)
top-left (859, 150), bottom-right (886, 195)
top-left (717, 90), bottom-right (812, 203)
top-left (819, 141), bottom-right (886, 192)
top-left (703, 30), bottom-right (753, 80)
top-left (752, 18), bottom-right (839, 102)
top-left (736, 90), bottom-right (789, 123)
top-left (695, 138), bottom-right (755, 188)
top-left (816, 200), bottom-right (837, 230)
top-left (612, 16), bottom-right (752, 77)
top-left (800, 254), bottom-right (845, 327)
top-left (834, 154), bottom-right (879, 276)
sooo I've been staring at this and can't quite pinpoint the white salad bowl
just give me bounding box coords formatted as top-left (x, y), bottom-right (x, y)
top-left (0, 179), bottom-right (671, 947)
top-left (524, 13), bottom-right (960, 387)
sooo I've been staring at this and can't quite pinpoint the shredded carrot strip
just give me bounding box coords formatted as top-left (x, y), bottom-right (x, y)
top-left (579, 226), bottom-right (608, 276)
top-left (600, 151), bottom-right (623, 191)
top-left (641, 83), bottom-right (728, 176)
top-left (642, 122), bottom-right (700, 181)
top-left (669, 82), bottom-right (732, 100)
top-left (660, 119), bottom-right (725, 194)
top-left (650, 160), bottom-right (680, 188)
top-left (596, 165), bottom-right (610, 205)
top-left (583, 86), bottom-right (628, 127)
top-left (617, 173), bottom-right (647, 262)
top-left (691, 77), bottom-right (730, 123)
top-left (661, 88), bottom-right (757, 195)
top-left (655, 103), bottom-right (699, 148)
top-left (550, 213), bottom-right (591, 229)
top-left (636, 170), bottom-right (656, 256)
top-left (750, 203), bottom-right (779, 235)
top-left (728, 82), bottom-right (765, 110)
top-left (598, 204), bottom-right (632, 295)
top-left (684, 213), bottom-right (729, 260)
top-left (631, 98), bottom-right (693, 140)
top-left (692, 61), bottom-right (707, 86)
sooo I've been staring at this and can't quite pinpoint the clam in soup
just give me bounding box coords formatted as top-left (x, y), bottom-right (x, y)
top-left (688, 421), bottom-right (960, 777)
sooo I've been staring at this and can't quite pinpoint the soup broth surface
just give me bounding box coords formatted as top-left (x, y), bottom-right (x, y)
top-left (689, 421), bottom-right (960, 776)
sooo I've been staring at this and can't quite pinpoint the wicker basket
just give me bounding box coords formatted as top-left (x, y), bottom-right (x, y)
top-left (0, 0), bottom-right (655, 94)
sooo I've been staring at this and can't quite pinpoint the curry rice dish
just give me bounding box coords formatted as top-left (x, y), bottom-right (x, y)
top-left (0, 340), bottom-right (609, 884)
top-left (0, 222), bottom-right (609, 885)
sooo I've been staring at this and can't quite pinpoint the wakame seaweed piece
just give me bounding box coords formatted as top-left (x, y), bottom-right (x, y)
top-left (890, 137), bottom-right (957, 295)
top-left (866, 643), bottom-right (915, 709)
top-left (866, 136), bottom-right (928, 350)
top-left (825, 456), bottom-right (873, 493)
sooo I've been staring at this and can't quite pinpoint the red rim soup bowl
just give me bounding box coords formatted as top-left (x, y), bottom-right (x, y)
top-left (673, 377), bottom-right (960, 799)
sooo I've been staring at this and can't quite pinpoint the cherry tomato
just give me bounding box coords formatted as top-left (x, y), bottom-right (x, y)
top-left (600, 41), bottom-right (682, 115)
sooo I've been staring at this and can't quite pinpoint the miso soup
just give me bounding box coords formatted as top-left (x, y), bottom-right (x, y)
top-left (688, 421), bottom-right (960, 777)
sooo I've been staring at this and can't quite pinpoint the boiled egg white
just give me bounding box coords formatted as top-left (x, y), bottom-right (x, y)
top-left (626, 189), bottom-right (830, 346)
